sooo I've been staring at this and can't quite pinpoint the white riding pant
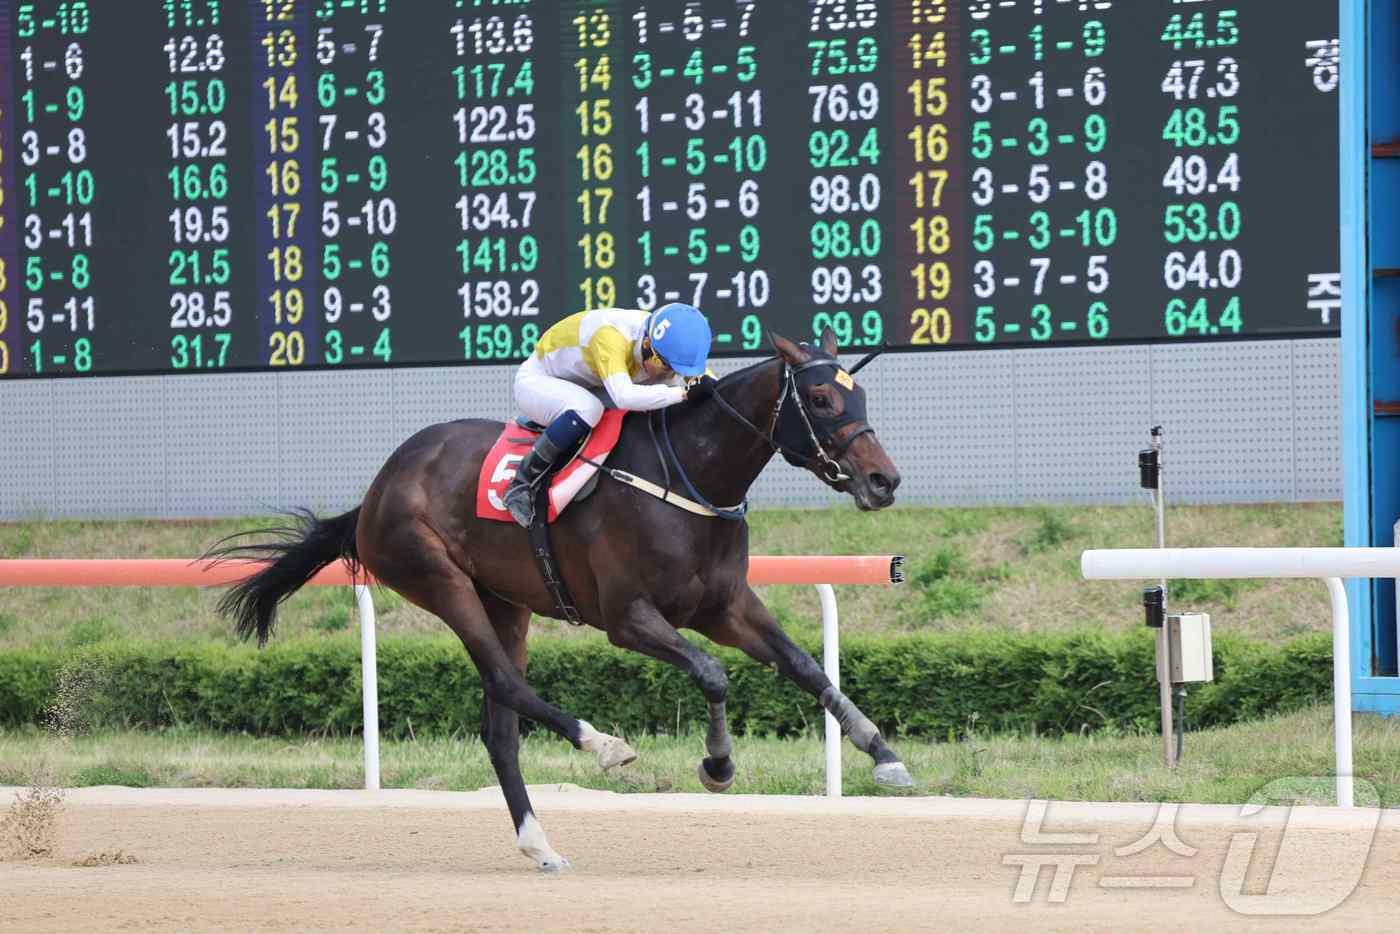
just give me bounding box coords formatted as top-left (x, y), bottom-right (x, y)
top-left (514, 354), bottom-right (606, 428)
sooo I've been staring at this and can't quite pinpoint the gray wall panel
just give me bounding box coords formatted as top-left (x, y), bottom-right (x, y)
top-left (0, 338), bottom-right (1344, 519)
top-left (1013, 346), bottom-right (1152, 503)
top-left (887, 349), bottom-right (1018, 505)
top-left (0, 380), bottom-right (55, 517)
top-left (163, 373), bottom-right (279, 517)
top-left (1148, 342), bottom-right (1297, 503)
top-left (276, 370), bottom-right (396, 513)
top-left (392, 365), bottom-right (514, 438)
top-left (50, 377), bottom-right (166, 517)
top-left (1293, 339), bottom-right (1344, 501)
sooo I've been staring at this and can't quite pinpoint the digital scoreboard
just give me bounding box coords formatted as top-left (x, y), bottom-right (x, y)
top-left (0, 0), bottom-right (1340, 378)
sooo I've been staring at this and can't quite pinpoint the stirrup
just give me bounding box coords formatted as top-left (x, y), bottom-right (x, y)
top-left (505, 479), bottom-right (537, 527)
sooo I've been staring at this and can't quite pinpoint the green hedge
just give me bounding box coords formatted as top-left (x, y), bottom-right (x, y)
top-left (0, 630), bottom-right (1333, 741)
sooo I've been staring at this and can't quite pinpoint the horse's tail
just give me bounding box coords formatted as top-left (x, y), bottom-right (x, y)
top-left (205, 507), bottom-right (362, 646)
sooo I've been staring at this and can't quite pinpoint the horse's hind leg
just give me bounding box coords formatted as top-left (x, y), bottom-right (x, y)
top-left (386, 565), bottom-right (632, 868)
top-left (391, 560), bottom-right (632, 763)
top-left (476, 591), bottom-right (569, 871)
top-left (702, 587), bottom-right (913, 790)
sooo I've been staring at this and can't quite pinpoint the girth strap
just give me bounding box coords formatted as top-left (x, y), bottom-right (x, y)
top-left (527, 484), bottom-right (584, 626)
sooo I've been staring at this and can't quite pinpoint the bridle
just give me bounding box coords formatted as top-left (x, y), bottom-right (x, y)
top-left (622, 344), bottom-right (884, 521)
top-left (705, 346), bottom-right (884, 485)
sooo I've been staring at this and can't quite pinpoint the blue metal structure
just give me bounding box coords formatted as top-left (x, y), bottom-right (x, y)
top-left (1342, 0), bottom-right (1400, 713)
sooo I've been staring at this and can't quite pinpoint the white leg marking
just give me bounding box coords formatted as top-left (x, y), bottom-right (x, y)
top-left (577, 719), bottom-right (638, 771)
top-left (576, 719), bottom-right (602, 750)
top-left (517, 813), bottom-right (570, 872)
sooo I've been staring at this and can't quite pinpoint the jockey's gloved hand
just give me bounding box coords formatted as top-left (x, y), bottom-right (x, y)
top-left (686, 374), bottom-right (719, 401)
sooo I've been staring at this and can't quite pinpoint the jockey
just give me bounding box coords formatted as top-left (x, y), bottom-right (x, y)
top-left (503, 302), bottom-right (716, 527)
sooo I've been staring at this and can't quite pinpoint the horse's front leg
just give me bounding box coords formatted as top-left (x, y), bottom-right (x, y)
top-left (703, 587), bottom-right (913, 789)
top-left (606, 598), bottom-right (737, 792)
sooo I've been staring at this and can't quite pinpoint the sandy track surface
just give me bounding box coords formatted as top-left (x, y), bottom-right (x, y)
top-left (2, 786), bottom-right (1397, 933)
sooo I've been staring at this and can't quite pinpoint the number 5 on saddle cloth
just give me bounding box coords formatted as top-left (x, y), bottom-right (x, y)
top-left (476, 410), bottom-right (627, 526)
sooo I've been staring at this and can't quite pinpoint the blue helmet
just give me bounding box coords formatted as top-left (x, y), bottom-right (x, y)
top-left (647, 303), bottom-right (711, 377)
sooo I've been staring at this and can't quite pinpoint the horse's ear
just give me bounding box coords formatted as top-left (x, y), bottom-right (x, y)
top-left (818, 326), bottom-right (839, 357)
top-left (768, 331), bottom-right (807, 365)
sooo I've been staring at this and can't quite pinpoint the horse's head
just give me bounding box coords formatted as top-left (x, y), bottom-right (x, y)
top-left (770, 329), bottom-right (900, 511)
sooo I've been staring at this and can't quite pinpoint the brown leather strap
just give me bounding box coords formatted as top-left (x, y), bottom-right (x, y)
top-left (527, 484), bottom-right (583, 626)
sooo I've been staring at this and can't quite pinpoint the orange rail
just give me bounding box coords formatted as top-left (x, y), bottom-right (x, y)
top-left (744, 555), bottom-right (904, 586)
top-left (0, 555), bottom-right (904, 588)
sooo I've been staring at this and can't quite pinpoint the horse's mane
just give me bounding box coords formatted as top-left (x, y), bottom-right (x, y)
top-left (672, 354), bottom-right (779, 418)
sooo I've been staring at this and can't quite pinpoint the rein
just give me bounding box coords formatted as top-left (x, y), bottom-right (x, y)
top-left (584, 348), bottom-right (881, 519)
top-left (656, 408), bottom-right (748, 519)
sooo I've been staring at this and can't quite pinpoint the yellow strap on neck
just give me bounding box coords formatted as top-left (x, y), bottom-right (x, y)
top-left (604, 469), bottom-right (743, 518)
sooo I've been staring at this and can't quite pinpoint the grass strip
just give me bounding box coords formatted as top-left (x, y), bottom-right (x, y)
top-left (1, 704), bottom-right (1394, 807)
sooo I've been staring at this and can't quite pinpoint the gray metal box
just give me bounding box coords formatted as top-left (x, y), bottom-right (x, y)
top-left (1168, 613), bottom-right (1215, 683)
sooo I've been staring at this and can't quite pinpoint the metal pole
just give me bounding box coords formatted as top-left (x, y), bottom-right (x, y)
top-left (356, 583), bottom-right (381, 791)
top-left (1150, 428), bottom-right (1176, 769)
top-left (1326, 577), bottom-right (1355, 807)
top-left (818, 584), bottom-right (841, 798)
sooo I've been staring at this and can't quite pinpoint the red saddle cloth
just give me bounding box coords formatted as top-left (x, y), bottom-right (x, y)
top-left (476, 409), bottom-right (627, 523)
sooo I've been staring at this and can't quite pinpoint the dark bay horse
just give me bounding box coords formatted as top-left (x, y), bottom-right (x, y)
top-left (213, 329), bottom-right (906, 871)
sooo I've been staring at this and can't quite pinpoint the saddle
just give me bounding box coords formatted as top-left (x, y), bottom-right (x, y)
top-left (475, 409), bottom-right (627, 524)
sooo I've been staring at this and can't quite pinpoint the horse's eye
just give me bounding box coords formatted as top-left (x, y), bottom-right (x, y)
top-left (812, 394), bottom-right (830, 409)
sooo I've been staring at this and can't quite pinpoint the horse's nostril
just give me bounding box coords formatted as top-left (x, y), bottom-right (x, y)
top-left (870, 472), bottom-right (892, 495)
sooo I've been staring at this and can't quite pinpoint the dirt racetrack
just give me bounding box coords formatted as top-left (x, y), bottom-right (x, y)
top-left (2, 785), bottom-right (1397, 933)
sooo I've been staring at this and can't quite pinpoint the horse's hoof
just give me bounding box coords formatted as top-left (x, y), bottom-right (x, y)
top-left (518, 814), bottom-right (571, 872)
top-left (596, 735), bottom-right (638, 771)
top-left (536, 854), bottom-right (572, 873)
top-left (873, 761), bottom-right (914, 789)
top-left (697, 757), bottom-right (735, 793)
top-left (540, 856), bottom-right (574, 879)
top-left (579, 721), bottom-right (638, 771)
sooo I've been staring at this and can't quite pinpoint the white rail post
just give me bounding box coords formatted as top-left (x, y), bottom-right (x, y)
top-left (1081, 548), bottom-right (1372, 808)
top-left (355, 583), bottom-right (381, 791)
top-left (817, 584), bottom-right (841, 798)
top-left (1325, 577), bottom-right (1355, 808)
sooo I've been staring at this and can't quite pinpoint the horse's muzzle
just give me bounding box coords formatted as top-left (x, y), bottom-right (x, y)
top-left (868, 470), bottom-right (899, 506)
top-left (848, 466), bottom-right (899, 511)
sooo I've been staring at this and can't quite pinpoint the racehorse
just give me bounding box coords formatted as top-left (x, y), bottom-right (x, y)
top-left (211, 329), bottom-right (906, 871)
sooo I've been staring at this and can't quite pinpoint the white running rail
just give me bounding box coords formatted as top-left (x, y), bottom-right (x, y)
top-left (0, 555), bottom-right (901, 799)
top-left (354, 581), bottom-right (853, 797)
top-left (1081, 547), bottom-right (1400, 808)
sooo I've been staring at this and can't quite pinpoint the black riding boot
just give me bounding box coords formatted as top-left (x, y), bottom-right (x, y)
top-left (503, 434), bottom-right (569, 528)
